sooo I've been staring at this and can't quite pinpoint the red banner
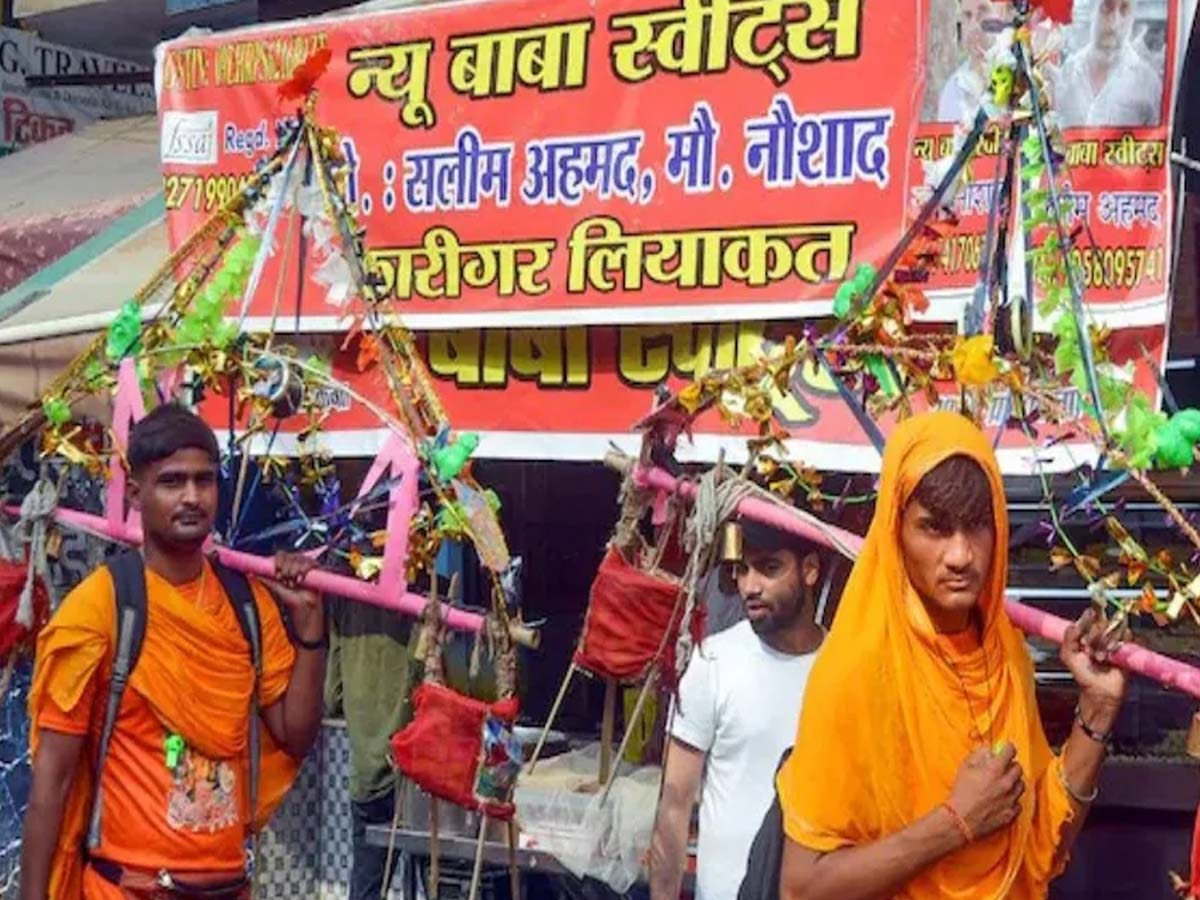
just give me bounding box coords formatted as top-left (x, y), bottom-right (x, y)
top-left (158, 0), bottom-right (919, 326)
top-left (161, 0), bottom-right (1185, 471)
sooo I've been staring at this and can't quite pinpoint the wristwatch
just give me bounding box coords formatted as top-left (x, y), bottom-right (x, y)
top-left (294, 630), bottom-right (329, 651)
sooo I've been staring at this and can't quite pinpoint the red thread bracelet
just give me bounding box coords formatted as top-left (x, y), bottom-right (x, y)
top-left (941, 802), bottom-right (974, 846)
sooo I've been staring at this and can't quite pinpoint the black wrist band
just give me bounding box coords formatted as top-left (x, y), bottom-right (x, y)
top-left (295, 631), bottom-right (329, 651)
top-left (1074, 704), bottom-right (1112, 746)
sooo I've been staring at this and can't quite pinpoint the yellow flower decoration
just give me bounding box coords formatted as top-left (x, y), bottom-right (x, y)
top-left (348, 548), bottom-right (384, 580)
top-left (951, 335), bottom-right (1000, 387)
top-left (678, 382), bottom-right (705, 414)
top-left (258, 454), bottom-right (291, 483)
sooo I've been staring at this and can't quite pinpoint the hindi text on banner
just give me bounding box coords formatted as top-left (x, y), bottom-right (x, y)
top-left (523, 131), bottom-right (650, 205)
top-left (743, 94), bottom-right (893, 188)
top-left (1102, 134), bottom-right (1167, 169)
top-left (403, 126), bottom-right (514, 213)
top-left (665, 102), bottom-right (722, 193)
top-left (215, 33), bottom-right (329, 87)
top-left (566, 216), bottom-right (854, 293)
top-left (367, 229), bottom-right (556, 301)
top-left (346, 40), bottom-right (437, 129)
top-left (447, 20), bottom-right (593, 99)
top-left (430, 329), bottom-right (591, 387)
top-left (609, 0), bottom-right (863, 86)
top-left (1097, 191), bottom-right (1164, 231)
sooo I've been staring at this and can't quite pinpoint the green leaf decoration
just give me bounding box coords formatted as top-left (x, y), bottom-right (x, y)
top-left (212, 320), bottom-right (239, 349)
top-left (1154, 420), bottom-right (1195, 469)
top-left (833, 282), bottom-right (856, 319)
top-left (865, 354), bottom-right (900, 398)
top-left (1098, 376), bottom-right (1126, 411)
top-left (432, 433), bottom-right (480, 482)
top-left (1172, 408), bottom-right (1200, 443)
top-left (1025, 206), bottom-right (1052, 230)
top-left (305, 355), bottom-right (333, 379)
top-left (832, 262), bottom-right (877, 319)
top-left (436, 502), bottom-right (465, 533)
top-left (1116, 395), bottom-right (1166, 469)
top-left (82, 358), bottom-right (107, 388)
top-left (213, 269), bottom-right (236, 296)
top-left (42, 396), bottom-right (71, 427)
top-left (1053, 337), bottom-right (1079, 375)
top-left (105, 300), bottom-right (143, 362)
top-left (852, 262), bottom-right (876, 291)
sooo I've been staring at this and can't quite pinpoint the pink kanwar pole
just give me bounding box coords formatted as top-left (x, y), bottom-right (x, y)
top-left (14, 504), bottom-right (489, 636)
top-left (630, 464), bottom-right (1200, 700)
top-left (106, 359), bottom-right (145, 537)
top-left (632, 464), bottom-right (865, 555)
top-left (355, 432), bottom-right (420, 599)
top-left (1002, 601), bottom-right (1200, 698)
top-left (212, 545), bottom-right (486, 633)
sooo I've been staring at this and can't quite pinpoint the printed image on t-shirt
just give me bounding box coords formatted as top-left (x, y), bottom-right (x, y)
top-left (166, 746), bottom-right (240, 833)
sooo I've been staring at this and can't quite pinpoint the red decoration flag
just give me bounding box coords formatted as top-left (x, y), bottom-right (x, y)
top-left (278, 48), bottom-right (332, 102)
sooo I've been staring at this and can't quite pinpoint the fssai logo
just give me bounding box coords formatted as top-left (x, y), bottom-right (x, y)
top-left (160, 110), bottom-right (218, 166)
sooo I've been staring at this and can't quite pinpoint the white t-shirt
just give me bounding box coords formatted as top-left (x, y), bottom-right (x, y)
top-left (937, 61), bottom-right (986, 123)
top-left (1054, 46), bottom-right (1162, 128)
top-left (670, 620), bottom-right (820, 900)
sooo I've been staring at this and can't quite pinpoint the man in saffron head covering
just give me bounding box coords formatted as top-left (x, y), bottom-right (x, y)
top-left (778, 411), bottom-right (1128, 900)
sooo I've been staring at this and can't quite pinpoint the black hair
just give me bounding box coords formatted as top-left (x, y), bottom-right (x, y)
top-left (739, 518), bottom-right (821, 562)
top-left (127, 404), bottom-right (220, 475)
top-left (909, 454), bottom-right (994, 532)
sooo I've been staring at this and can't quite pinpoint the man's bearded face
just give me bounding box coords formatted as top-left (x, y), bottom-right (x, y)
top-left (736, 547), bottom-right (811, 637)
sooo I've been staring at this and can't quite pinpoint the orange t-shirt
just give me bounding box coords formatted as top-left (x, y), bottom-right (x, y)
top-left (34, 562), bottom-right (296, 883)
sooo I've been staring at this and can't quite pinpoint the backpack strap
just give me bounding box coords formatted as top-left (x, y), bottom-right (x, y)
top-left (209, 560), bottom-right (263, 850)
top-left (89, 549), bottom-right (148, 850)
top-left (735, 747), bottom-right (793, 900)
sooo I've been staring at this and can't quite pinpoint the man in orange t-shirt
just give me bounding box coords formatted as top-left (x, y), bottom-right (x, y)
top-left (20, 404), bottom-right (328, 900)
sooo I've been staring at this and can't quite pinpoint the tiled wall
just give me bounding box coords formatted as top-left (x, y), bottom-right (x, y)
top-left (258, 722), bottom-right (406, 900)
top-left (256, 735), bottom-right (322, 898)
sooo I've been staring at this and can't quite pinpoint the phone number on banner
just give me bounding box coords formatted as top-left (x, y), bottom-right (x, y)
top-left (940, 235), bottom-right (1166, 291)
top-left (1067, 245), bottom-right (1168, 290)
top-left (163, 173), bottom-right (256, 214)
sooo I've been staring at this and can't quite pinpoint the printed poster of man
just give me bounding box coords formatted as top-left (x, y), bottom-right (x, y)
top-left (922, 0), bottom-right (1169, 128)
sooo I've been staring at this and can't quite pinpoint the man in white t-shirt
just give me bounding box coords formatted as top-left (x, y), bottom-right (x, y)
top-left (936, 0), bottom-right (1013, 122)
top-left (649, 519), bottom-right (826, 900)
top-left (1055, 0), bottom-right (1163, 128)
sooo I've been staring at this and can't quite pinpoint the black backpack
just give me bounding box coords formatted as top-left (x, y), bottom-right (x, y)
top-left (737, 748), bottom-right (792, 900)
top-left (85, 549), bottom-right (263, 851)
